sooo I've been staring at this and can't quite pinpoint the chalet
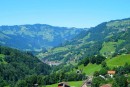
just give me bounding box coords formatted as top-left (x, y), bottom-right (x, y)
top-left (58, 82), bottom-right (70, 87)
top-left (100, 84), bottom-right (112, 87)
top-left (107, 70), bottom-right (116, 78)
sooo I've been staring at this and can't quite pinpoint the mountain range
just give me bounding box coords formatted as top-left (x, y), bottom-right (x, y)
top-left (0, 24), bottom-right (85, 51)
top-left (38, 18), bottom-right (130, 63)
top-left (0, 18), bottom-right (130, 64)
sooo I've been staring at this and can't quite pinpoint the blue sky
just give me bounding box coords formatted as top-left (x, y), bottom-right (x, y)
top-left (0, 0), bottom-right (130, 28)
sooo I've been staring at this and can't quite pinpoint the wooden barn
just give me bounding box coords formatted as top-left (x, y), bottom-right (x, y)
top-left (58, 82), bottom-right (70, 87)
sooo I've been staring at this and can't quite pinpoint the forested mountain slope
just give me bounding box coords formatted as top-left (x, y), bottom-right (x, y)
top-left (0, 24), bottom-right (85, 51)
top-left (39, 18), bottom-right (130, 63)
top-left (0, 46), bottom-right (51, 86)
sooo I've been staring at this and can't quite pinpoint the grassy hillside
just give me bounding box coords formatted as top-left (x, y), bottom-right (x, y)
top-left (70, 54), bottom-right (130, 76)
top-left (46, 81), bottom-right (83, 87)
top-left (106, 54), bottom-right (130, 68)
top-left (100, 40), bottom-right (125, 57)
top-left (66, 63), bottom-right (101, 76)
top-left (78, 63), bottom-right (101, 75)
